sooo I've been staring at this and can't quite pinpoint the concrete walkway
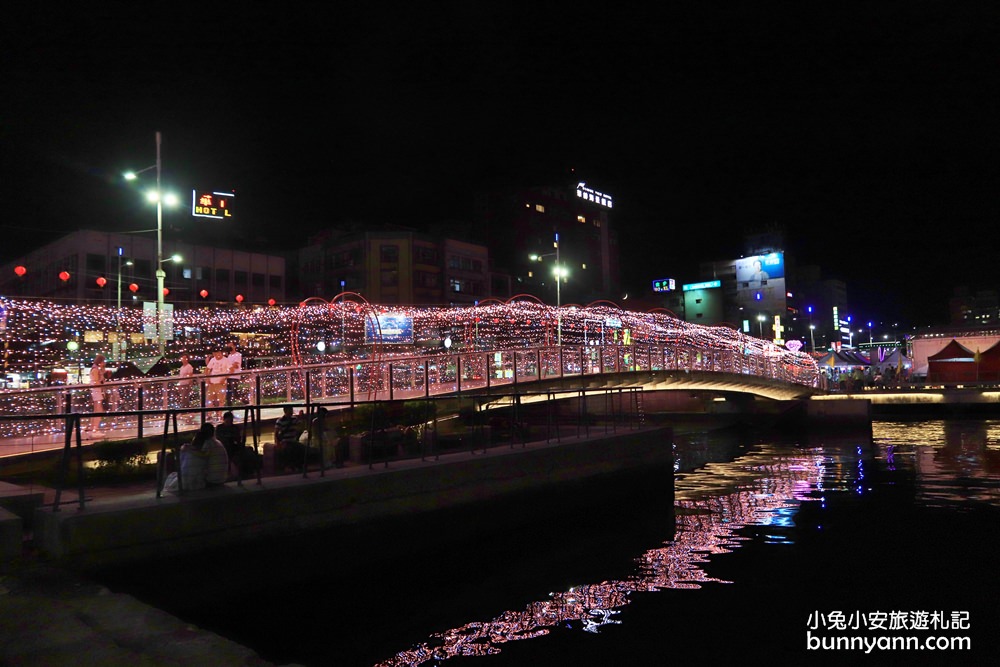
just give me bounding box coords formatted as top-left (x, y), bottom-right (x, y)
top-left (0, 563), bottom-right (275, 666)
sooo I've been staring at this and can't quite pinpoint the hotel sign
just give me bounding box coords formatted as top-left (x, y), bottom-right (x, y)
top-left (576, 182), bottom-right (613, 208)
top-left (191, 190), bottom-right (235, 219)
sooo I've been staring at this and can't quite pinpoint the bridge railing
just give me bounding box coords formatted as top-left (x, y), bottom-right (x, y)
top-left (0, 342), bottom-right (817, 452)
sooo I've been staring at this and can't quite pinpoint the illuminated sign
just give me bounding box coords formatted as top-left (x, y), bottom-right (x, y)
top-left (575, 182), bottom-right (613, 208)
top-left (365, 313), bottom-right (414, 344)
top-left (682, 280), bottom-right (721, 291)
top-left (785, 339), bottom-right (803, 352)
top-left (191, 190), bottom-right (235, 219)
top-left (652, 278), bottom-right (676, 292)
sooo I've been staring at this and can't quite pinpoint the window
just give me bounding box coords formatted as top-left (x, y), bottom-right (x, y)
top-left (252, 272), bottom-right (265, 287)
top-left (86, 253), bottom-right (106, 273)
top-left (582, 263), bottom-right (587, 270)
top-left (535, 204), bottom-right (545, 213)
top-left (216, 268), bottom-right (230, 285)
top-left (269, 275), bottom-right (282, 289)
top-left (381, 245), bottom-right (399, 263)
top-left (593, 219), bottom-right (602, 227)
top-left (380, 270), bottom-right (398, 286)
top-left (577, 215), bottom-right (586, 223)
top-left (234, 271), bottom-right (248, 287)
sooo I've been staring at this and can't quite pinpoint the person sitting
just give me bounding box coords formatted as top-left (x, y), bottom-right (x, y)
top-left (216, 411), bottom-right (259, 479)
top-left (179, 429), bottom-right (209, 491)
top-left (201, 422), bottom-right (229, 486)
top-left (274, 406), bottom-right (306, 472)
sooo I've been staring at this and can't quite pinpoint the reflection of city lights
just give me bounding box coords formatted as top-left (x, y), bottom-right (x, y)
top-left (377, 451), bottom-right (825, 666)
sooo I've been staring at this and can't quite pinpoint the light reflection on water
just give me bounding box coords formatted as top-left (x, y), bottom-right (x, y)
top-left (377, 437), bottom-right (833, 666)
top-left (378, 422), bottom-right (1000, 666)
top-left (873, 419), bottom-right (1000, 509)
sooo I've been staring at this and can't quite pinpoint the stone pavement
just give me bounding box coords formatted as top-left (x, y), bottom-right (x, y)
top-left (0, 562), bottom-right (278, 666)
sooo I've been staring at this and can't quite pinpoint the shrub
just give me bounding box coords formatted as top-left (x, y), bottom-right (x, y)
top-left (92, 438), bottom-right (149, 470)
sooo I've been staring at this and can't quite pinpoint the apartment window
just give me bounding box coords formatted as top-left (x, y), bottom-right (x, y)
top-left (593, 219), bottom-right (602, 227)
top-left (581, 263), bottom-right (587, 270)
top-left (216, 268), bottom-right (229, 285)
top-left (86, 253), bottom-right (106, 273)
top-left (381, 270), bottom-right (398, 286)
top-left (535, 204), bottom-right (545, 213)
top-left (577, 215), bottom-right (586, 223)
top-left (381, 245), bottom-right (399, 263)
top-left (252, 272), bottom-right (265, 287)
top-left (234, 271), bottom-right (248, 287)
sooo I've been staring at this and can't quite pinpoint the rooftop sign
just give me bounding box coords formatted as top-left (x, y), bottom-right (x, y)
top-left (576, 182), bottom-right (613, 208)
top-left (191, 190), bottom-right (235, 220)
top-left (682, 280), bottom-right (721, 291)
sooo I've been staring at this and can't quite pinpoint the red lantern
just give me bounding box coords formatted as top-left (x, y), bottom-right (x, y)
top-left (199, 289), bottom-right (209, 299)
top-left (58, 271), bottom-right (70, 282)
top-left (162, 288), bottom-right (170, 296)
top-left (95, 276), bottom-right (107, 288)
top-left (129, 283), bottom-right (139, 293)
top-left (235, 294), bottom-right (244, 303)
top-left (13, 265), bottom-right (26, 277)
top-left (267, 298), bottom-right (276, 307)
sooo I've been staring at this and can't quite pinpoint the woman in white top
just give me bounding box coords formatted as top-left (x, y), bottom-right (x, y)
top-left (88, 354), bottom-right (106, 433)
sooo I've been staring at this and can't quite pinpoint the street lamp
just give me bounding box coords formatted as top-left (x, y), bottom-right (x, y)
top-left (757, 314), bottom-right (766, 338)
top-left (529, 232), bottom-right (566, 344)
top-left (115, 247), bottom-right (133, 363)
top-left (809, 324), bottom-right (816, 353)
top-left (124, 131), bottom-right (179, 358)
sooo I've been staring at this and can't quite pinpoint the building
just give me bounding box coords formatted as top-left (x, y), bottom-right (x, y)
top-left (474, 181), bottom-right (620, 306)
top-left (949, 287), bottom-right (1000, 326)
top-left (297, 225), bottom-right (499, 306)
top-left (0, 230), bottom-right (287, 307)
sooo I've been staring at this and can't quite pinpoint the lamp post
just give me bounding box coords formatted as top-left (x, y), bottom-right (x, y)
top-left (115, 248), bottom-right (133, 363)
top-left (529, 232), bottom-right (565, 344)
top-left (809, 324), bottom-right (816, 353)
top-left (125, 131), bottom-right (178, 358)
top-left (757, 314), bottom-right (765, 338)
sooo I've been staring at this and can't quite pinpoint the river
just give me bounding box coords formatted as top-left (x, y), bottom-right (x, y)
top-left (96, 419), bottom-right (1000, 665)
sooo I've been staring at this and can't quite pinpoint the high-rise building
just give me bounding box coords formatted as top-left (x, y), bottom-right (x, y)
top-left (474, 181), bottom-right (619, 306)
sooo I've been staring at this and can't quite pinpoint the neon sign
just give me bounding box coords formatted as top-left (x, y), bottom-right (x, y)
top-left (682, 280), bottom-right (721, 291)
top-left (652, 278), bottom-right (676, 292)
top-left (191, 190), bottom-right (235, 219)
top-left (575, 182), bottom-right (613, 208)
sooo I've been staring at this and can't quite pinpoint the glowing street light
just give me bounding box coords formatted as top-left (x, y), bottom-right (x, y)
top-left (529, 232), bottom-right (566, 344)
top-left (124, 131), bottom-right (179, 358)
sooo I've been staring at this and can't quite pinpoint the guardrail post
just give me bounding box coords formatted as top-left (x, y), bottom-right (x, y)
top-left (137, 384), bottom-right (144, 439)
top-left (456, 357), bottom-right (462, 394)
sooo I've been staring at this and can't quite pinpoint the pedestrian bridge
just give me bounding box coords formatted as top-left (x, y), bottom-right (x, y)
top-left (0, 339), bottom-right (819, 459)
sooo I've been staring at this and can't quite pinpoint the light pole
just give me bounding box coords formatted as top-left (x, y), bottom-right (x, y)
top-left (757, 314), bottom-right (765, 338)
top-left (529, 232), bottom-right (566, 344)
top-left (809, 324), bottom-right (816, 353)
top-left (125, 131), bottom-right (178, 358)
top-left (115, 248), bottom-right (133, 363)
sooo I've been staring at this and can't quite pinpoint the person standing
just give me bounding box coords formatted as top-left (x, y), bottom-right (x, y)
top-left (205, 349), bottom-right (229, 417)
top-left (88, 353), bottom-right (106, 433)
top-left (226, 341), bottom-right (243, 406)
top-left (178, 354), bottom-right (195, 423)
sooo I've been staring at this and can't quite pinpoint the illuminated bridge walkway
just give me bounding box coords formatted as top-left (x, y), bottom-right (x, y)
top-left (0, 342), bottom-right (820, 459)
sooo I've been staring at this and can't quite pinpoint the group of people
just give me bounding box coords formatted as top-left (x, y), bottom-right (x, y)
top-left (178, 342), bottom-right (243, 415)
top-left (87, 342), bottom-right (245, 433)
top-left (168, 410), bottom-right (260, 492)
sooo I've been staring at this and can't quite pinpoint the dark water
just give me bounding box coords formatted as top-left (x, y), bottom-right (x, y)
top-left (96, 420), bottom-right (1000, 665)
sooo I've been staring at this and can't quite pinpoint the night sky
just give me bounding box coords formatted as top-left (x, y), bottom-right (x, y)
top-left (3, 3), bottom-right (998, 327)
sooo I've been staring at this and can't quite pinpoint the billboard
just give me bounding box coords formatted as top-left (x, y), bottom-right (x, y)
top-left (651, 278), bottom-right (676, 292)
top-left (734, 252), bottom-right (786, 313)
top-left (365, 313), bottom-right (414, 344)
top-left (191, 190), bottom-right (235, 219)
